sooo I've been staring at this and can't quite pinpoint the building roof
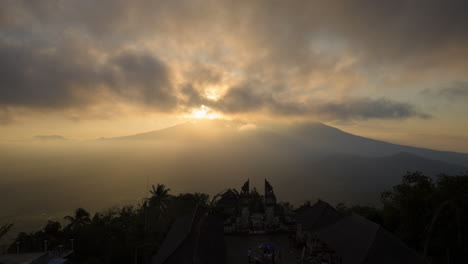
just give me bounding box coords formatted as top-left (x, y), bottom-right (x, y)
top-left (151, 206), bottom-right (225, 264)
top-left (295, 200), bottom-right (343, 231)
top-left (313, 215), bottom-right (423, 264)
top-left (216, 189), bottom-right (239, 207)
top-left (151, 207), bottom-right (198, 264)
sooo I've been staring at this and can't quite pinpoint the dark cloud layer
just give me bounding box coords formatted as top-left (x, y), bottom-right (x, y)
top-left (1, 0), bottom-right (465, 122)
top-left (0, 39), bottom-right (176, 110)
top-left (421, 82), bottom-right (468, 102)
top-left (314, 98), bottom-right (431, 121)
top-left (3, 0), bottom-right (468, 67)
top-left (439, 82), bottom-right (468, 100)
top-left (183, 85), bottom-right (429, 120)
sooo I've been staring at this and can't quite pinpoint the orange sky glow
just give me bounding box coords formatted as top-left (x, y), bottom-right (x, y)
top-left (0, 0), bottom-right (467, 152)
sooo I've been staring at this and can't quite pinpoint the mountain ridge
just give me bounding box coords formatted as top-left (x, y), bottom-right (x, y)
top-left (102, 120), bottom-right (468, 167)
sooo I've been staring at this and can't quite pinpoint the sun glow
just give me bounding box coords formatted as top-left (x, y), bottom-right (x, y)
top-left (189, 105), bottom-right (221, 119)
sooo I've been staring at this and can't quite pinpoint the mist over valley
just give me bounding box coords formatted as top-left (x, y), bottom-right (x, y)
top-left (1, 120), bottom-right (465, 237)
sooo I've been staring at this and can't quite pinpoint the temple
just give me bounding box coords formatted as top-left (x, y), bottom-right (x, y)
top-left (153, 182), bottom-right (424, 264)
top-left (215, 179), bottom-right (293, 233)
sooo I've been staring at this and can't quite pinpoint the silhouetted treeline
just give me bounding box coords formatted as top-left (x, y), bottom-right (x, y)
top-left (7, 184), bottom-right (211, 264)
top-left (7, 172), bottom-right (468, 263)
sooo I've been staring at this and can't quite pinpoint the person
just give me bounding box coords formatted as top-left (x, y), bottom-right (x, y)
top-left (248, 247), bottom-right (252, 263)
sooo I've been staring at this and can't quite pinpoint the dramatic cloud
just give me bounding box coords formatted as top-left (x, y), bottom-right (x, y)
top-left (0, 0), bottom-right (467, 122)
top-left (182, 85), bottom-right (429, 120)
top-left (314, 98), bottom-right (431, 121)
top-left (0, 39), bottom-right (177, 110)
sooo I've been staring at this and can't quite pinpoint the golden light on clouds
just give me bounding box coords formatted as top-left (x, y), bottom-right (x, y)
top-left (188, 105), bottom-right (222, 120)
top-left (203, 84), bottom-right (227, 101)
top-left (0, 0), bottom-right (467, 152)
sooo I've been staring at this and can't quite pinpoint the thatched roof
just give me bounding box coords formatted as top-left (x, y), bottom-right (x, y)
top-left (295, 200), bottom-right (343, 231)
top-left (151, 207), bottom-right (225, 264)
top-left (314, 215), bottom-right (424, 264)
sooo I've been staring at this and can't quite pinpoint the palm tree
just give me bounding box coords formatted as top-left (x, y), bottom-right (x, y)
top-left (64, 208), bottom-right (91, 233)
top-left (148, 184), bottom-right (171, 213)
top-left (143, 184), bottom-right (171, 236)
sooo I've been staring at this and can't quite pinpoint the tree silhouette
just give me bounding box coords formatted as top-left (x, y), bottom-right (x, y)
top-left (381, 171), bottom-right (435, 249)
top-left (148, 184), bottom-right (171, 213)
top-left (44, 220), bottom-right (62, 235)
top-left (381, 171), bottom-right (468, 262)
top-left (64, 208), bottom-right (91, 234)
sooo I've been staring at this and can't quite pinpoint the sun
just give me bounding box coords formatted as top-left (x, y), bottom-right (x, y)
top-left (189, 105), bottom-right (221, 119)
top-left (193, 105), bottom-right (209, 118)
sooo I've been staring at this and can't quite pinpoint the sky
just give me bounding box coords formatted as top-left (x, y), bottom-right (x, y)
top-left (1, 0), bottom-right (468, 152)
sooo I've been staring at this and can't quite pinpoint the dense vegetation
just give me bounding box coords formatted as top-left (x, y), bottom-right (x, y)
top-left (3, 172), bottom-right (468, 263)
top-left (5, 184), bottom-right (211, 264)
top-left (338, 172), bottom-right (468, 263)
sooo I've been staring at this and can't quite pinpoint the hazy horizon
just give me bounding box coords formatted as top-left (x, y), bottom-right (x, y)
top-left (2, 120), bottom-right (467, 155)
top-left (1, 120), bottom-right (466, 240)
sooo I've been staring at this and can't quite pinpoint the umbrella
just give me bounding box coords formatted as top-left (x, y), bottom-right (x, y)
top-left (259, 243), bottom-right (275, 252)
